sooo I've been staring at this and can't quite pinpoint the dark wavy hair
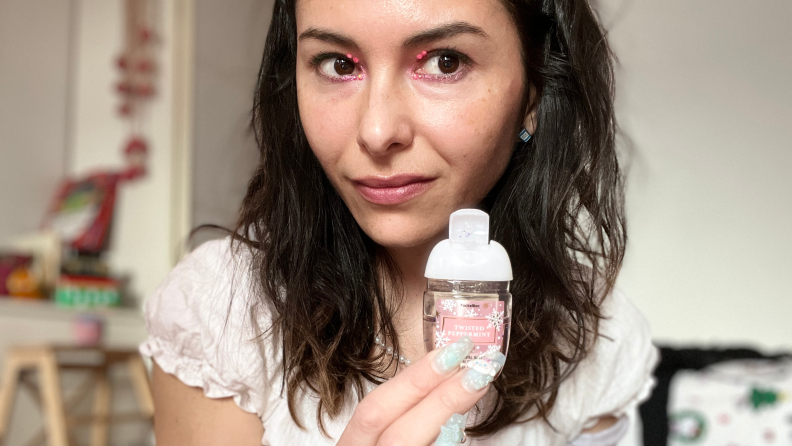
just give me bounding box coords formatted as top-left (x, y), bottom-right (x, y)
top-left (233, 0), bottom-right (624, 437)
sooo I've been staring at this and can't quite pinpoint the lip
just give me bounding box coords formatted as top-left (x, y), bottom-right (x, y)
top-left (352, 174), bottom-right (436, 205)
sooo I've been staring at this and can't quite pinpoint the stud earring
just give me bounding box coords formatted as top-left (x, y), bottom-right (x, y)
top-left (518, 128), bottom-right (532, 142)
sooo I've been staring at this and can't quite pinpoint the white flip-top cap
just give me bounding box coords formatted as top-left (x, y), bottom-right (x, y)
top-left (424, 209), bottom-right (513, 281)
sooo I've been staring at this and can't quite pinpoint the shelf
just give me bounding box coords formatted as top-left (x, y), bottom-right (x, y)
top-left (0, 297), bottom-right (144, 324)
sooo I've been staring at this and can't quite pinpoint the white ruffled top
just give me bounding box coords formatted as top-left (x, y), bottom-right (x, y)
top-left (139, 238), bottom-right (659, 445)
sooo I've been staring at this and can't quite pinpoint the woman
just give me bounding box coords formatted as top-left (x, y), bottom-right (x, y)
top-left (141, 0), bottom-right (658, 444)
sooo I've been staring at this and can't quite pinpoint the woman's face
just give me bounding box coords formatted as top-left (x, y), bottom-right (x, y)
top-left (296, 0), bottom-right (525, 249)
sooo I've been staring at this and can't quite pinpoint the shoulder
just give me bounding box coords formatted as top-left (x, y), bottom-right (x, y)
top-left (140, 237), bottom-right (278, 418)
top-left (141, 238), bottom-right (261, 346)
top-left (548, 287), bottom-right (659, 439)
top-left (142, 238), bottom-right (235, 319)
top-left (591, 287), bottom-right (658, 385)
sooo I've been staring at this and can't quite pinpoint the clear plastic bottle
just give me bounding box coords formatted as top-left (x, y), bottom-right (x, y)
top-left (423, 209), bottom-right (513, 370)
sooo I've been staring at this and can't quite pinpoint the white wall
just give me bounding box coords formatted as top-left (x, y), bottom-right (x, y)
top-left (602, 0), bottom-right (792, 350)
top-left (190, 0), bottom-right (269, 245)
top-left (69, 0), bottom-right (178, 303)
top-left (0, 0), bottom-right (72, 242)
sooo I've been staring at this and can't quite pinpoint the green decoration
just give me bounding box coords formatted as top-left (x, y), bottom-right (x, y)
top-left (54, 276), bottom-right (120, 308)
top-left (750, 387), bottom-right (784, 411)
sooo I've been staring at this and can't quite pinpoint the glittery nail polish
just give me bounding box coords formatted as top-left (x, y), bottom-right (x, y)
top-left (432, 336), bottom-right (475, 374)
top-left (461, 351), bottom-right (506, 392)
top-left (434, 413), bottom-right (466, 446)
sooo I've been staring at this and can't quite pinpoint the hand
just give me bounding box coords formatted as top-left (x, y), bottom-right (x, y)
top-left (337, 337), bottom-right (506, 446)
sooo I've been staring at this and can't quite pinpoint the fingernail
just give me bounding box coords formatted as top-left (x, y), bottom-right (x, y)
top-left (461, 352), bottom-right (506, 393)
top-left (432, 337), bottom-right (474, 374)
top-left (434, 413), bottom-right (466, 446)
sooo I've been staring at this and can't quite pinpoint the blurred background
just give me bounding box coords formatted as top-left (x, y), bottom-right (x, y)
top-left (0, 0), bottom-right (789, 445)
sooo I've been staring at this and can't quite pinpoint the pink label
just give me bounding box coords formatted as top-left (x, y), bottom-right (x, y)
top-left (442, 318), bottom-right (495, 343)
top-left (435, 298), bottom-right (505, 357)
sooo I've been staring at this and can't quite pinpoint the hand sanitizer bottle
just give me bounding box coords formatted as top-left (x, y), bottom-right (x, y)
top-left (423, 209), bottom-right (513, 371)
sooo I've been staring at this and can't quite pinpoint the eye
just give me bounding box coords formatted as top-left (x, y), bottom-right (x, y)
top-left (438, 55), bottom-right (460, 73)
top-left (422, 53), bottom-right (461, 75)
top-left (318, 56), bottom-right (356, 77)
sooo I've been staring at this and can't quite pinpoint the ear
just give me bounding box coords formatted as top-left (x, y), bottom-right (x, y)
top-left (522, 109), bottom-right (537, 135)
top-left (522, 84), bottom-right (538, 135)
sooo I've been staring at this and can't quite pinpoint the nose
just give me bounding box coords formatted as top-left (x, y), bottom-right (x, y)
top-left (356, 73), bottom-right (414, 159)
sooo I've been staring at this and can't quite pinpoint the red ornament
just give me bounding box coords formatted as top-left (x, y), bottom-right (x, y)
top-left (124, 137), bottom-right (148, 155)
top-left (118, 103), bottom-right (132, 116)
top-left (121, 137), bottom-right (148, 180)
top-left (116, 81), bottom-right (132, 94)
top-left (138, 28), bottom-right (152, 42)
top-left (135, 83), bottom-right (155, 97)
top-left (116, 55), bottom-right (128, 69)
top-left (136, 59), bottom-right (154, 73)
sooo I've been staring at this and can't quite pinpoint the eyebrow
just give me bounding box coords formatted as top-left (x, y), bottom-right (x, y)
top-left (402, 22), bottom-right (489, 47)
top-left (298, 21), bottom-right (489, 49)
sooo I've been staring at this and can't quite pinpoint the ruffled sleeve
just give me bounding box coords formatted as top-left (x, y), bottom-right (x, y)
top-left (139, 238), bottom-right (278, 420)
top-left (548, 287), bottom-right (659, 440)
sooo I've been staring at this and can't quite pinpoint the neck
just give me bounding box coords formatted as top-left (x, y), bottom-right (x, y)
top-left (382, 233), bottom-right (444, 360)
top-left (385, 235), bottom-right (441, 303)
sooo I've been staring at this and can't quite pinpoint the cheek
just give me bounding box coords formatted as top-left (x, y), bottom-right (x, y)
top-left (297, 79), bottom-right (358, 171)
top-left (419, 77), bottom-right (522, 191)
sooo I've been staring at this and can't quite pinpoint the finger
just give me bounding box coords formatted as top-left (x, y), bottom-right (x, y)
top-left (337, 337), bottom-right (474, 446)
top-left (435, 413), bottom-right (467, 446)
top-left (379, 352), bottom-right (507, 446)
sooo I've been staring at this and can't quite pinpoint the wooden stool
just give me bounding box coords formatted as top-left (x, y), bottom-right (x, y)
top-left (0, 346), bottom-right (153, 446)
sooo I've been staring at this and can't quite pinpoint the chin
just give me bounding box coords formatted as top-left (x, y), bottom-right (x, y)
top-left (358, 212), bottom-right (445, 249)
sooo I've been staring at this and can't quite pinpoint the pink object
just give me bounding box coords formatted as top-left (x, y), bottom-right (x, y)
top-left (416, 54), bottom-right (423, 59)
top-left (436, 299), bottom-right (506, 357)
top-left (73, 315), bottom-right (104, 346)
top-left (353, 182), bottom-right (431, 204)
top-left (346, 53), bottom-right (352, 58)
top-left (353, 57), bottom-right (359, 63)
top-left (352, 174), bottom-right (435, 205)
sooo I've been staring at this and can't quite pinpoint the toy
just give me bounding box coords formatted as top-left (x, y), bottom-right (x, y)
top-left (466, 353), bottom-right (503, 378)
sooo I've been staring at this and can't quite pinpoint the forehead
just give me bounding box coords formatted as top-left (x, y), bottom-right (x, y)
top-left (296, 0), bottom-right (514, 49)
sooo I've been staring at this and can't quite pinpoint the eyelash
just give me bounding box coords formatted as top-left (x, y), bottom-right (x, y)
top-left (414, 47), bottom-right (472, 82)
top-left (309, 52), bottom-right (359, 83)
top-left (308, 48), bottom-right (473, 83)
